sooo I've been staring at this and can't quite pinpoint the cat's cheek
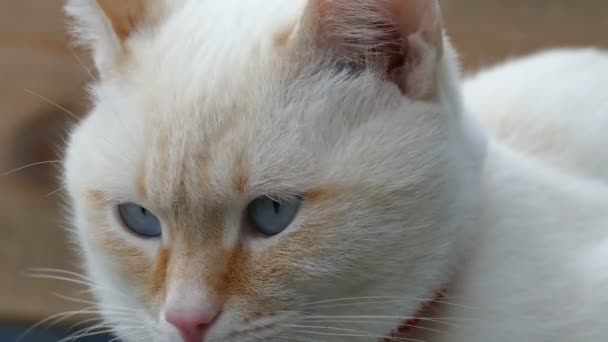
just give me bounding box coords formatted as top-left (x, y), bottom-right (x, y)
top-left (80, 196), bottom-right (167, 315)
top-left (90, 228), bottom-right (166, 308)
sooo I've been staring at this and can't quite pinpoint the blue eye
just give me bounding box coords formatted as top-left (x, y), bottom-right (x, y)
top-left (117, 203), bottom-right (162, 238)
top-left (247, 196), bottom-right (301, 236)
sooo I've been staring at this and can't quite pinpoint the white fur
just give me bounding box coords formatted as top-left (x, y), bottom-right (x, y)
top-left (62, 0), bottom-right (608, 341)
top-left (424, 49), bottom-right (608, 341)
top-left (464, 48), bottom-right (608, 182)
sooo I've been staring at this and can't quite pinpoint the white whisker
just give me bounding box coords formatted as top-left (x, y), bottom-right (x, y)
top-left (65, 317), bottom-right (105, 332)
top-left (14, 306), bottom-right (106, 342)
top-left (289, 329), bottom-right (425, 342)
top-left (3, 160), bottom-right (62, 176)
top-left (293, 319), bottom-right (445, 334)
top-left (60, 323), bottom-right (144, 342)
top-left (298, 315), bottom-right (474, 328)
top-left (299, 298), bottom-right (474, 312)
top-left (285, 323), bottom-right (426, 341)
top-left (280, 334), bottom-right (326, 342)
top-left (23, 88), bottom-right (80, 121)
top-left (108, 329), bottom-right (148, 342)
top-left (68, 46), bottom-right (96, 82)
top-left (46, 187), bottom-right (65, 197)
top-left (58, 326), bottom-right (116, 342)
top-left (27, 268), bottom-right (92, 282)
top-left (51, 293), bottom-right (139, 314)
top-left (295, 296), bottom-right (470, 310)
top-left (24, 271), bottom-right (130, 300)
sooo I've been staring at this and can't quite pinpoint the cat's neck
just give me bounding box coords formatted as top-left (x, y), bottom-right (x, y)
top-left (403, 136), bottom-right (608, 341)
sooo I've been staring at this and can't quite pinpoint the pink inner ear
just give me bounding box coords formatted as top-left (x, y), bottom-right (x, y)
top-left (310, 0), bottom-right (439, 66)
top-left (305, 0), bottom-right (442, 96)
top-left (313, 0), bottom-right (406, 66)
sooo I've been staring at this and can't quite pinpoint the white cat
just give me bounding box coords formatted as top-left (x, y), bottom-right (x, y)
top-left (62, 0), bottom-right (608, 341)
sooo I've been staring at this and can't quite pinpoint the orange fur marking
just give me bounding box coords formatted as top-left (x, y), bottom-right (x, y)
top-left (136, 160), bottom-right (148, 200)
top-left (274, 20), bottom-right (297, 47)
top-left (223, 247), bottom-right (254, 296)
top-left (86, 189), bottom-right (112, 208)
top-left (151, 247), bottom-right (171, 298)
top-left (95, 229), bottom-right (151, 283)
top-left (95, 229), bottom-right (164, 311)
top-left (232, 152), bottom-right (249, 195)
top-left (306, 186), bottom-right (340, 206)
top-left (97, 0), bottom-right (148, 41)
top-left (83, 158), bottom-right (161, 309)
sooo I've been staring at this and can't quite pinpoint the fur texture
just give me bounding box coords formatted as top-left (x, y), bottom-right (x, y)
top-left (63, 0), bottom-right (608, 341)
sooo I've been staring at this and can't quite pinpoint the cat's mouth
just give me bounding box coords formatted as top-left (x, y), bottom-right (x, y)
top-left (381, 289), bottom-right (447, 341)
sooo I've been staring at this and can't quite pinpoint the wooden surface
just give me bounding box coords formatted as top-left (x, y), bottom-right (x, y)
top-left (0, 0), bottom-right (89, 324)
top-left (443, 0), bottom-right (608, 70)
top-left (1, 0), bottom-right (607, 325)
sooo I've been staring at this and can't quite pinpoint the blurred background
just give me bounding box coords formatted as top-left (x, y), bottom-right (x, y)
top-left (0, 0), bottom-right (607, 336)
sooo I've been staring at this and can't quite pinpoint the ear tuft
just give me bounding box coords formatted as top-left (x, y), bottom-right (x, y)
top-left (96, 0), bottom-right (148, 41)
top-left (300, 0), bottom-right (444, 99)
top-left (65, 0), bottom-right (165, 76)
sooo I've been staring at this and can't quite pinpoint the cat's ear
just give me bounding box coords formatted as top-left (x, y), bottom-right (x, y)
top-left (298, 0), bottom-right (444, 99)
top-left (65, 0), bottom-right (168, 76)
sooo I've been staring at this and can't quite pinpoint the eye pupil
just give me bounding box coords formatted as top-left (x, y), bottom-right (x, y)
top-left (272, 201), bottom-right (280, 214)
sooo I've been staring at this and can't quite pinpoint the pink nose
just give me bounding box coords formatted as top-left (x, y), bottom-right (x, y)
top-left (165, 303), bottom-right (220, 342)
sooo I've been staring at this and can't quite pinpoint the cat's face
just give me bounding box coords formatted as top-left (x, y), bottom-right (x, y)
top-left (64, 0), bottom-right (481, 341)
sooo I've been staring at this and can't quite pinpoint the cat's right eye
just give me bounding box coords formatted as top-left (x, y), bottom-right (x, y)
top-left (246, 196), bottom-right (301, 236)
top-left (116, 203), bottom-right (162, 238)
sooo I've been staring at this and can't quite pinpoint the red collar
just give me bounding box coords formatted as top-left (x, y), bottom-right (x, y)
top-left (381, 289), bottom-right (447, 341)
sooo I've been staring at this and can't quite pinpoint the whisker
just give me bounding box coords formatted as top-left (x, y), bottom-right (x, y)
top-left (23, 88), bottom-right (80, 121)
top-left (107, 329), bottom-right (147, 342)
top-left (284, 324), bottom-right (418, 340)
top-left (14, 306), bottom-right (103, 342)
top-left (27, 268), bottom-right (95, 283)
top-left (299, 298), bottom-right (474, 312)
top-left (51, 293), bottom-right (138, 314)
top-left (65, 317), bottom-right (105, 333)
top-left (293, 319), bottom-right (445, 334)
top-left (3, 160), bottom-right (62, 176)
top-left (62, 310), bottom-right (139, 317)
top-left (68, 46), bottom-right (96, 82)
top-left (295, 296), bottom-right (471, 310)
top-left (107, 335), bottom-right (122, 342)
top-left (299, 315), bottom-right (472, 321)
top-left (23, 273), bottom-right (95, 288)
top-left (280, 335), bottom-right (325, 342)
top-left (58, 326), bottom-right (117, 342)
top-left (46, 187), bottom-right (65, 197)
top-left (289, 329), bottom-right (425, 342)
top-left (24, 271), bottom-right (130, 299)
top-left (60, 323), bottom-right (144, 342)
top-left (298, 315), bottom-right (472, 327)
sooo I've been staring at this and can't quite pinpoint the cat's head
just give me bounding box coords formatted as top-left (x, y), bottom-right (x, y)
top-left (63, 0), bottom-right (483, 341)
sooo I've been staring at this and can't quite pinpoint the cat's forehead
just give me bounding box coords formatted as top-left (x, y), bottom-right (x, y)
top-left (101, 61), bottom-right (427, 212)
top-left (89, 0), bottom-right (443, 209)
top-left (123, 0), bottom-right (305, 99)
top-left (139, 105), bottom-right (316, 209)
top-left (111, 11), bottom-right (310, 206)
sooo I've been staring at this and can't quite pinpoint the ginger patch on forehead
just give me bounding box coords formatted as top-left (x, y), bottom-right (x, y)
top-left (232, 152), bottom-right (250, 195)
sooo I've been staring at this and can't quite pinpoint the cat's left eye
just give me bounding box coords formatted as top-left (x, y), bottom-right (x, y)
top-left (247, 196), bottom-right (301, 236)
top-left (116, 203), bottom-right (162, 238)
